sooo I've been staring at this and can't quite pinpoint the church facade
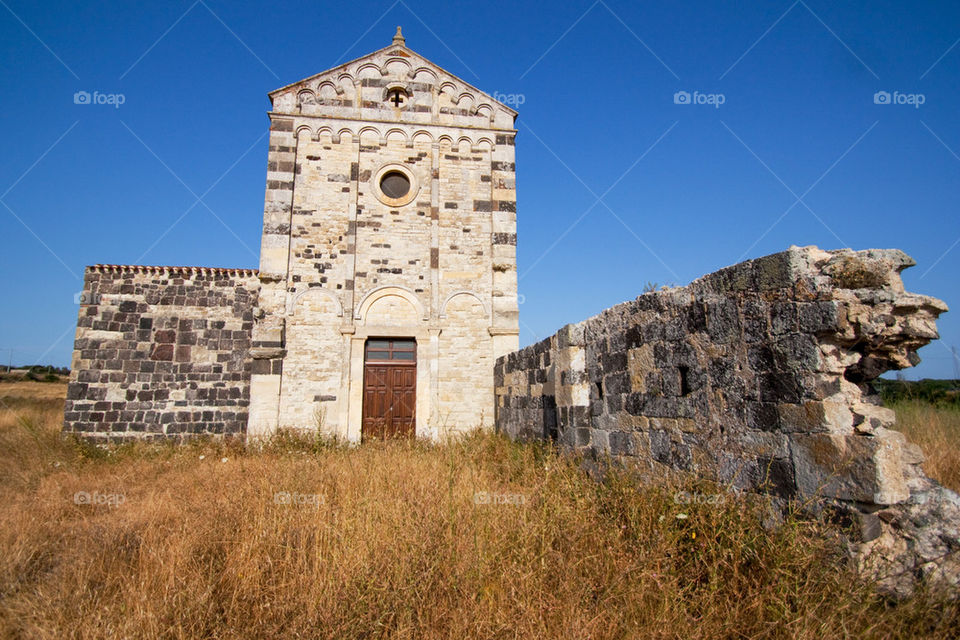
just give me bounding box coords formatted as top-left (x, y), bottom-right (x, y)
top-left (63, 29), bottom-right (520, 442)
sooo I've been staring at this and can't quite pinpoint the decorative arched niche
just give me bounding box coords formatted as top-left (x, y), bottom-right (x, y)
top-left (355, 285), bottom-right (427, 324)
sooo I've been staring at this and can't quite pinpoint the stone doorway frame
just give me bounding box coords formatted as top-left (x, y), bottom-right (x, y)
top-left (340, 324), bottom-right (438, 442)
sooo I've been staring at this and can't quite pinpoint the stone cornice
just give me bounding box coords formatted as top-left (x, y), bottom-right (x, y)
top-left (268, 112), bottom-right (517, 136)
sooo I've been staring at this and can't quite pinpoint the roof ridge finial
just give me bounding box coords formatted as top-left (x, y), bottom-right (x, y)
top-left (392, 25), bottom-right (405, 46)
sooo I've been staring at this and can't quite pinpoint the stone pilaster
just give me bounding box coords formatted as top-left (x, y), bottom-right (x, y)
top-left (248, 115), bottom-right (297, 438)
top-left (490, 133), bottom-right (519, 358)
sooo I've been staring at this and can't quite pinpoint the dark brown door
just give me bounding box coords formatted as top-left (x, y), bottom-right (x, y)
top-left (362, 339), bottom-right (416, 440)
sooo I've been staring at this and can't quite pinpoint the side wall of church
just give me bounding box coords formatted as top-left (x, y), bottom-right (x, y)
top-left (63, 266), bottom-right (258, 441)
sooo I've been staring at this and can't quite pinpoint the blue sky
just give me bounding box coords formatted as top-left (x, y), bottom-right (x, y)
top-left (1, 0), bottom-right (958, 379)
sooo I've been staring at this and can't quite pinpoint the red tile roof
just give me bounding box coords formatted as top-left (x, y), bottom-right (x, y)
top-left (87, 264), bottom-right (259, 277)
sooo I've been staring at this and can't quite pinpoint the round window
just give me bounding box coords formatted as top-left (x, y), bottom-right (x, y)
top-left (379, 171), bottom-right (410, 199)
top-left (371, 163), bottom-right (419, 206)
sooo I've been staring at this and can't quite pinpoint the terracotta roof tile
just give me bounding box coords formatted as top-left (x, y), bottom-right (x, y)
top-left (87, 264), bottom-right (259, 277)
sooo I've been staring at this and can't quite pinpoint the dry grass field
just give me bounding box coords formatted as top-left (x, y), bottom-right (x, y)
top-left (885, 400), bottom-right (960, 492)
top-left (0, 380), bottom-right (958, 639)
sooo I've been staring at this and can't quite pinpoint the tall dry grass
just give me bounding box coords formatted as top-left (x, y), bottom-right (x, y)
top-left (0, 381), bottom-right (957, 639)
top-left (887, 400), bottom-right (960, 491)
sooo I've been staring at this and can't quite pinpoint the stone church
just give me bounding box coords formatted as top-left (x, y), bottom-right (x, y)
top-left (59, 27), bottom-right (960, 595)
top-left (64, 28), bottom-right (520, 442)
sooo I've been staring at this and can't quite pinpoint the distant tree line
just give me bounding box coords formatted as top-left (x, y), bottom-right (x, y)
top-left (875, 378), bottom-right (960, 406)
top-left (1, 365), bottom-right (70, 382)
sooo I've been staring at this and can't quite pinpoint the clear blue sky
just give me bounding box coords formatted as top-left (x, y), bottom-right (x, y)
top-left (1, 0), bottom-right (958, 379)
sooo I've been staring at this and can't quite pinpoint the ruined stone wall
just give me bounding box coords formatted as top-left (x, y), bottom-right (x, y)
top-left (495, 246), bottom-right (959, 595)
top-left (64, 265), bottom-right (258, 441)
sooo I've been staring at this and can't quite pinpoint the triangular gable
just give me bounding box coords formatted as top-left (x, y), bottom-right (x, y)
top-left (267, 41), bottom-right (517, 131)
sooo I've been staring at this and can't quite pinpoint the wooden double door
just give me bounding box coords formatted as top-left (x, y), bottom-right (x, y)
top-left (362, 339), bottom-right (416, 440)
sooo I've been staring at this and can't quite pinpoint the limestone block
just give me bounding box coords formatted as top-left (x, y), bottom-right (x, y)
top-left (790, 431), bottom-right (908, 505)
